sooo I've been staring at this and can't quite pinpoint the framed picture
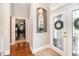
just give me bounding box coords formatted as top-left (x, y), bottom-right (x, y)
top-left (37, 7), bottom-right (47, 33)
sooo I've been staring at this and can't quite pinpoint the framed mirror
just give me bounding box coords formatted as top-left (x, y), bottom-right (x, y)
top-left (37, 7), bottom-right (47, 33)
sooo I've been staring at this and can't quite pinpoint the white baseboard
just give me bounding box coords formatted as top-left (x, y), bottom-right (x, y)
top-left (32, 44), bottom-right (50, 54)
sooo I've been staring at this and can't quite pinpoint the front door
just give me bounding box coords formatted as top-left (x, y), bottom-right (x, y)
top-left (52, 4), bottom-right (79, 56)
top-left (53, 14), bottom-right (67, 56)
top-left (72, 9), bottom-right (79, 56)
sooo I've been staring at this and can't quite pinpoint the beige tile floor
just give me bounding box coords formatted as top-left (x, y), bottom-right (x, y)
top-left (34, 48), bottom-right (60, 56)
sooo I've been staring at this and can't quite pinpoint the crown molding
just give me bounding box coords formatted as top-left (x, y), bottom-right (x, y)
top-left (50, 3), bottom-right (78, 12)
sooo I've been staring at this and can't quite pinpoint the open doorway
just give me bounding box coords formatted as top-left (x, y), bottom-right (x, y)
top-left (15, 19), bottom-right (26, 41)
top-left (10, 17), bottom-right (27, 44)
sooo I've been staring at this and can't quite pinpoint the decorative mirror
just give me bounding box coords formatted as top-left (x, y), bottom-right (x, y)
top-left (37, 7), bottom-right (47, 33)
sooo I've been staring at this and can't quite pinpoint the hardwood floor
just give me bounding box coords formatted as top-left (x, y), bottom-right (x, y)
top-left (10, 41), bottom-right (60, 56)
top-left (10, 42), bottom-right (33, 56)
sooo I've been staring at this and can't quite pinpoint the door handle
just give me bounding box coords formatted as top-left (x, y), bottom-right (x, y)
top-left (64, 32), bottom-right (67, 37)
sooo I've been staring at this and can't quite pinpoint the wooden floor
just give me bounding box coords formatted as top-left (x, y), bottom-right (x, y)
top-left (10, 42), bottom-right (33, 56)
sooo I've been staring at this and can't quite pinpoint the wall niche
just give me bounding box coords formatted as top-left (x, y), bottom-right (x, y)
top-left (37, 7), bottom-right (47, 33)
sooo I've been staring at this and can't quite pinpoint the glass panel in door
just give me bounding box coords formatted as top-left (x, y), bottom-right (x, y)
top-left (72, 9), bottom-right (79, 56)
top-left (53, 15), bottom-right (63, 50)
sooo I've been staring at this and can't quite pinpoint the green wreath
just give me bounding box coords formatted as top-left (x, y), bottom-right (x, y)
top-left (54, 20), bottom-right (63, 30)
top-left (74, 18), bottom-right (79, 30)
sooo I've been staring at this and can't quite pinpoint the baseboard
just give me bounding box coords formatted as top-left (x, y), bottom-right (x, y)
top-left (32, 44), bottom-right (50, 54)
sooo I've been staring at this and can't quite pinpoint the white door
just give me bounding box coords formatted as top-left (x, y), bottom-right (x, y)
top-left (50, 4), bottom-right (79, 56)
top-left (52, 13), bottom-right (67, 56)
top-left (72, 9), bottom-right (79, 56)
top-left (66, 4), bottom-right (79, 56)
top-left (72, 6), bottom-right (79, 56)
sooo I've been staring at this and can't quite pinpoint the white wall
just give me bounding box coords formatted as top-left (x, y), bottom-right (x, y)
top-left (30, 3), bottom-right (50, 51)
top-left (12, 3), bottom-right (29, 18)
top-left (28, 17), bottom-right (33, 49)
top-left (0, 4), bottom-right (2, 55)
top-left (0, 4), bottom-right (10, 55)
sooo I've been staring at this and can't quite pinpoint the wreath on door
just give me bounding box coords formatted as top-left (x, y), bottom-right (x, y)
top-left (74, 18), bottom-right (79, 30)
top-left (54, 20), bottom-right (63, 30)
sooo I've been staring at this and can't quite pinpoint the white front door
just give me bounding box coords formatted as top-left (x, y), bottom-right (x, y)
top-left (72, 8), bottom-right (79, 56)
top-left (52, 13), bottom-right (67, 56)
top-left (50, 4), bottom-right (79, 56)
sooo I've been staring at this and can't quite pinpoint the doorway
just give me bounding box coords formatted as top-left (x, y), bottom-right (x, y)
top-left (10, 17), bottom-right (28, 45)
top-left (15, 19), bottom-right (26, 41)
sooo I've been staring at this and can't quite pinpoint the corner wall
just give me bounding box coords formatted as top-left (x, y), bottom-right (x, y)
top-left (30, 3), bottom-right (50, 51)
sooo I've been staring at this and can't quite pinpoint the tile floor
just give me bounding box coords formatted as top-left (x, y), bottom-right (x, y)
top-left (34, 48), bottom-right (60, 56)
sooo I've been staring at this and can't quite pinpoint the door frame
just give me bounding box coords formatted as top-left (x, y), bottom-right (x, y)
top-left (10, 17), bottom-right (28, 45)
top-left (51, 12), bottom-right (67, 56)
top-left (66, 4), bottom-right (79, 56)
